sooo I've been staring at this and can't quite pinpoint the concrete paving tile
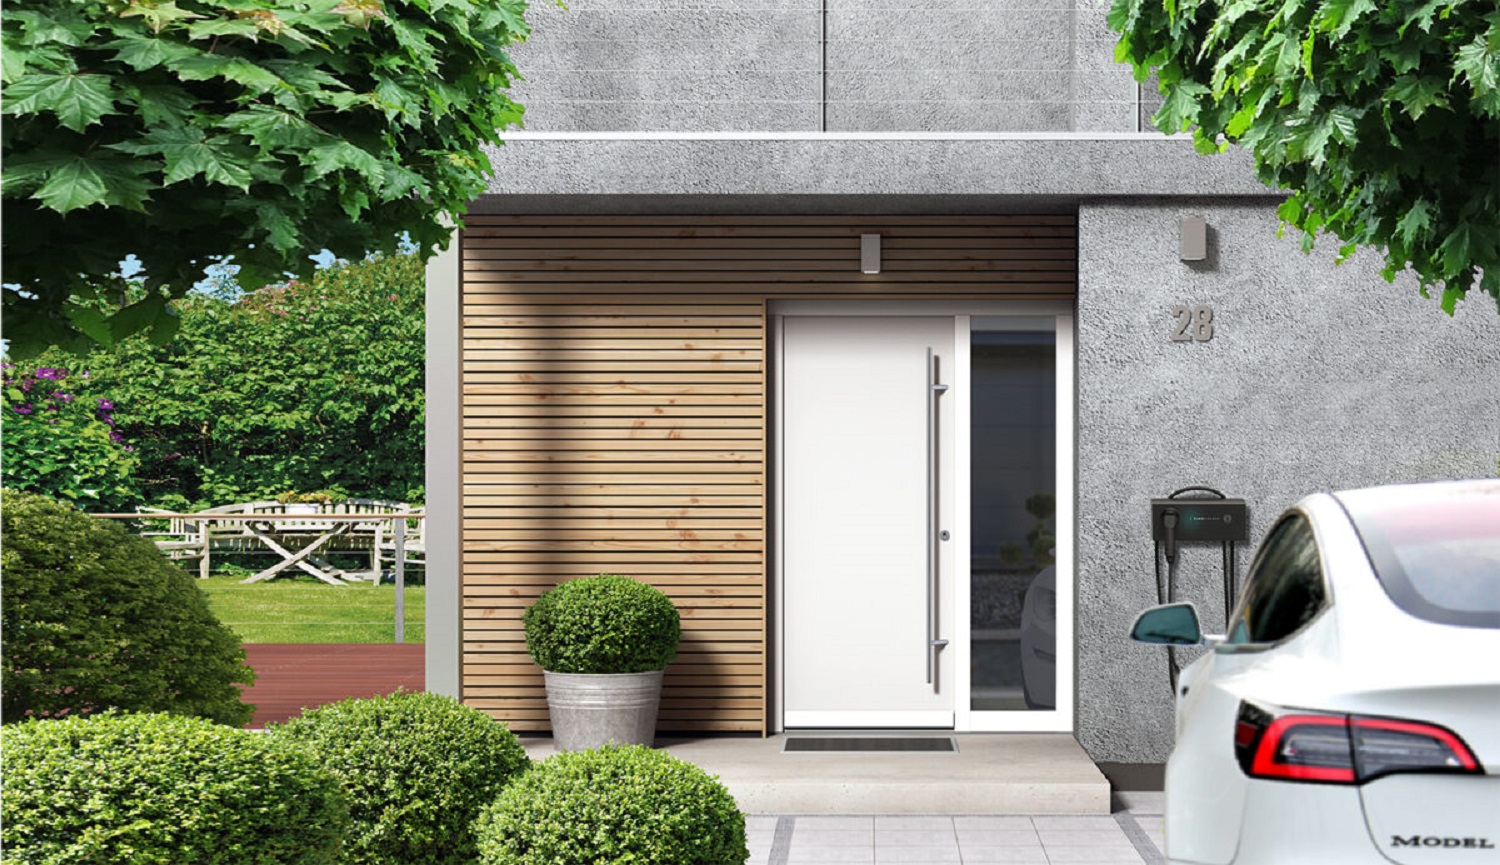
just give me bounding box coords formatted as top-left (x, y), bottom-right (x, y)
top-left (953, 816), bottom-right (1035, 831)
top-left (956, 829), bottom-right (1041, 846)
top-left (874, 829), bottom-right (959, 846)
top-left (1031, 816), bottom-right (1122, 831)
top-left (1036, 829), bottom-right (1133, 846)
top-left (786, 847), bottom-right (876, 864)
top-left (874, 816), bottom-right (955, 830)
top-left (793, 829), bottom-right (872, 846)
top-left (799, 816), bottom-right (876, 832)
top-left (873, 847), bottom-right (961, 863)
top-left (747, 816), bottom-right (781, 832)
top-left (1042, 845), bottom-right (1145, 864)
top-left (955, 848), bottom-right (1050, 864)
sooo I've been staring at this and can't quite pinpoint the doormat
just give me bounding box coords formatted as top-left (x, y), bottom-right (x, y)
top-left (782, 737), bottom-right (957, 753)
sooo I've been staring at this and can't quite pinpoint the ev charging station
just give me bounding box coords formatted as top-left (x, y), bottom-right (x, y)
top-left (1150, 487), bottom-right (1249, 691)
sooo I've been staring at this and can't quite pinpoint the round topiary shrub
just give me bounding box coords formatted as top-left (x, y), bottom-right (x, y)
top-left (266, 691), bottom-right (531, 865)
top-left (522, 574), bottom-right (680, 673)
top-left (474, 744), bottom-right (749, 865)
top-left (0, 489), bottom-right (255, 726)
top-left (0, 712), bottom-right (348, 864)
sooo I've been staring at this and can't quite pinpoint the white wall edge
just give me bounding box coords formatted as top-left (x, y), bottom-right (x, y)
top-left (424, 223), bottom-right (462, 698)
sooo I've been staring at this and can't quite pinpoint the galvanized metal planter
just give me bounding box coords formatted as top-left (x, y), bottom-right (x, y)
top-left (543, 669), bottom-right (664, 751)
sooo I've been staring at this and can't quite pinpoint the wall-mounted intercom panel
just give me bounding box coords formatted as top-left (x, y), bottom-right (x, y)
top-left (1150, 499), bottom-right (1248, 543)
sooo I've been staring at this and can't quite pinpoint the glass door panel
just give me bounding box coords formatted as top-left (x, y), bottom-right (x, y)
top-left (969, 330), bottom-right (1057, 712)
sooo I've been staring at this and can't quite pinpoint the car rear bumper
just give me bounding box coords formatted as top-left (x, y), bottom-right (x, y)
top-left (1222, 781), bottom-right (1385, 864)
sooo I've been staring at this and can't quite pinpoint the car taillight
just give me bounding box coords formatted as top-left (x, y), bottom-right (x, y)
top-left (1234, 701), bottom-right (1483, 785)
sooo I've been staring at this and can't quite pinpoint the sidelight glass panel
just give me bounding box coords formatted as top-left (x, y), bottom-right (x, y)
top-left (970, 330), bottom-right (1056, 712)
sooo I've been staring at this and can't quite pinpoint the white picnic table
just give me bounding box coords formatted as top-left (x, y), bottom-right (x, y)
top-left (94, 501), bottom-right (425, 586)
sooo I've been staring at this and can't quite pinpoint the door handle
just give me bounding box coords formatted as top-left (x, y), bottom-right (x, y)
top-left (926, 346), bottom-right (949, 687)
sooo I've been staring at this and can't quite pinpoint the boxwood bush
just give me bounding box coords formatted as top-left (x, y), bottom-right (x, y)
top-left (267, 691), bottom-right (530, 865)
top-left (474, 744), bottom-right (749, 865)
top-left (0, 490), bottom-right (254, 725)
top-left (0, 712), bottom-right (347, 864)
top-left (523, 574), bottom-right (680, 673)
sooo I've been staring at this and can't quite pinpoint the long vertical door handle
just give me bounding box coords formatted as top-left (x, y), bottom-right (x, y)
top-left (926, 347), bottom-right (950, 686)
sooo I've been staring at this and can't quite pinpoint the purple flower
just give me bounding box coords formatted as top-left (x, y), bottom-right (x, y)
top-left (109, 430), bottom-right (125, 443)
top-left (123, 445), bottom-right (136, 452)
top-left (81, 371), bottom-right (90, 379)
top-left (12, 404), bottom-right (33, 415)
top-left (98, 398), bottom-right (115, 411)
top-left (53, 391), bottom-right (74, 403)
top-left (35, 367), bottom-right (64, 380)
top-left (19, 382), bottom-right (32, 391)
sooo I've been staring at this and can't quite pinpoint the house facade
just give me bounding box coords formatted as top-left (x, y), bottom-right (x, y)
top-left (423, 0), bottom-right (1500, 767)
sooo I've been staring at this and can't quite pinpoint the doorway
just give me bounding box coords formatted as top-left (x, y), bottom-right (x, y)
top-left (773, 301), bottom-right (1075, 732)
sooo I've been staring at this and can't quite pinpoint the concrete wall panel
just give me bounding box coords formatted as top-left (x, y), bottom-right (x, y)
top-left (508, 0), bottom-right (1147, 132)
top-left (509, 2), bottom-right (821, 131)
top-left (1074, 199), bottom-right (1500, 762)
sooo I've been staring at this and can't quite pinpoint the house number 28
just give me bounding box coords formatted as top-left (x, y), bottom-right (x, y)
top-left (1170, 305), bottom-right (1214, 342)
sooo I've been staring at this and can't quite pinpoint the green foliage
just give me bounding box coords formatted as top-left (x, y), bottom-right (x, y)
top-left (2, 364), bottom-right (141, 511)
top-left (1, 0), bottom-right (533, 357)
top-left (267, 691), bottom-right (530, 865)
top-left (0, 712), bottom-right (348, 865)
top-left (44, 252), bottom-right (424, 510)
top-left (523, 574), bottom-right (682, 674)
top-left (0, 490), bottom-right (255, 726)
top-left (474, 744), bottom-right (749, 865)
top-left (1108, 0), bottom-right (1500, 313)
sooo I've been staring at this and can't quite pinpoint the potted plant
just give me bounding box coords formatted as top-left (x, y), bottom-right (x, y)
top-left (522, 574), bottom-right (680, 751)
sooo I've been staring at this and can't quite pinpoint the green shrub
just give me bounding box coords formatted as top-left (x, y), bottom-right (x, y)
top-left (0, 490), bottom-right (254, 726)
top-left (474, 744), bottom-right (749, 865)
top-left (523, 574), bottom-right (680, 673)
top-left (267, 691), bottom-right (530, 865)
top-left (0, 712), bottom-right (348, 865)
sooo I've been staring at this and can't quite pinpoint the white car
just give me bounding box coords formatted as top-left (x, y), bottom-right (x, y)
top-left (1131, 478), bottom-right (1500, 864)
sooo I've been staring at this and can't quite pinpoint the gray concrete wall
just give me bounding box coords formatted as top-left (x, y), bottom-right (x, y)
top-left (1074, 199), bottom-right (1500, 762)
top-left (480, 137), bottom-right (1268, 199)
top-left (509, 0), bottom-right (1141, 132)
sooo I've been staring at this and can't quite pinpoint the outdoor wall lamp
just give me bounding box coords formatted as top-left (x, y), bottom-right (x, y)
top-left (861, 233), bottom-right (881, 274)
top-left (1180, 217), bottom-right (1208, 262)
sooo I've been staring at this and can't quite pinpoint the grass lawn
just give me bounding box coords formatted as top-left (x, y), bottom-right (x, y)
top-left (198, 575), bottom-right (425, 644)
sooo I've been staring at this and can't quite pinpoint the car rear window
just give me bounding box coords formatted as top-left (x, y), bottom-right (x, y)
top-left (1344, 493), bottom-right (1500, 629)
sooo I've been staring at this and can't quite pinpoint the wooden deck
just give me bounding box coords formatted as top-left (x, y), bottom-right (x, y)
top-left (240, 643), bottom-right (424, 728)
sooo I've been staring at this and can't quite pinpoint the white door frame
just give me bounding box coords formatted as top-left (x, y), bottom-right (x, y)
top-left (771, 300), bottom-right (1075, 733)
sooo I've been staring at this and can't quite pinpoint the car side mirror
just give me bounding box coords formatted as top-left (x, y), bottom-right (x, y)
top-left (1130, 603), bottom-right (1205, 646)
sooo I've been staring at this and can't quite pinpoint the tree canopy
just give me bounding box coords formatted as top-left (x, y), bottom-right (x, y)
top-left (1, 0), bottom-right (532, 356)
top-left (1109, 0), bottom-right (1500, 313)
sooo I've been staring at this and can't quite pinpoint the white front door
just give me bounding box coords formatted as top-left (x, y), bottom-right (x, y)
top-left (780, 315), bottom-right (957, 728)
top-left (775, 302), bottom-right (1076, 733)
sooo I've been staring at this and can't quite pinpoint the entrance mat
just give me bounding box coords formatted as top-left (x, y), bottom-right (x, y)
top-left (783, 737), bottom-right (957, 753)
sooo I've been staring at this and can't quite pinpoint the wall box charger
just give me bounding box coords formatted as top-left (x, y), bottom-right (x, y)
top-left (1151, 499), bottom-right (1249, 543)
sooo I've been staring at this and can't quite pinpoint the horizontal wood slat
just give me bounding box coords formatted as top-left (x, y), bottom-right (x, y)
top-left (460, 214), bottom-right (1077, 735)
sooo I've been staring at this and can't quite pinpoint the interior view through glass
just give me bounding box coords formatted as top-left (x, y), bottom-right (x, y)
top-left (970, 329), bottom-right (1057, 711)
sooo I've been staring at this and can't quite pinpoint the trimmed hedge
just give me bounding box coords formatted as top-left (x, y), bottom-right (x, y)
top-left (474, 744), bottom-right (749, 865)
top-left (0, 712), bottom-right (347, 865)
top-left (267, 691), bottom-right (530, 865)
top-left (523, 574), bottom-right (680, 673)
top-left (0, 489), bottom-right (254, 725)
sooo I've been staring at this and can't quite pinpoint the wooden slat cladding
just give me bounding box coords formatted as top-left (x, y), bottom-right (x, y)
top-left (459, 214), bottom-right (1077, 733)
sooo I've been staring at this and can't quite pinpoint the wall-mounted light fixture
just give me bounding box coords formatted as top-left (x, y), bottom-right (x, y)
top-left (1180, 217), bottom-right (1207, 262)
top-left (860, 233), bottom-right (881, 274)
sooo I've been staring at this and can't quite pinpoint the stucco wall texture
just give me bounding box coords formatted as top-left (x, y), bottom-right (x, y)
top-left (508, 0), bottom-right (1142, 132)
top-left (1074, 199), bottom-right (1500, 762)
